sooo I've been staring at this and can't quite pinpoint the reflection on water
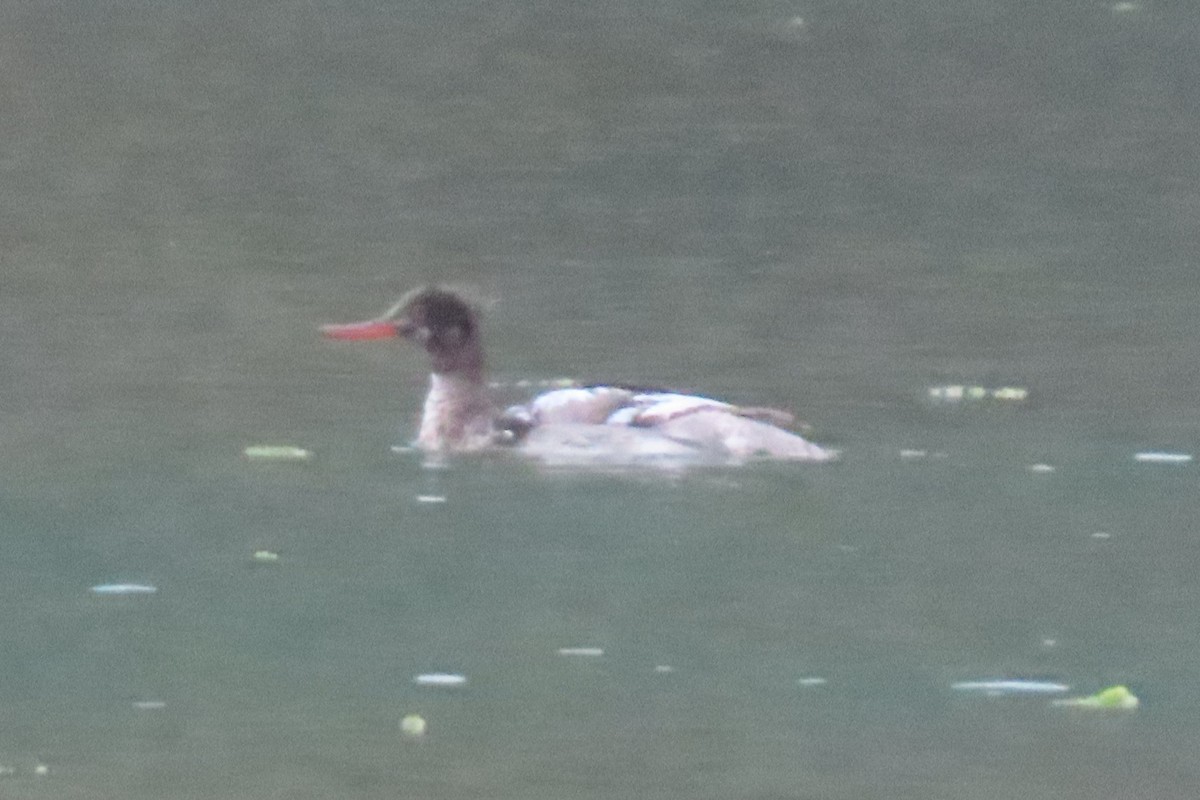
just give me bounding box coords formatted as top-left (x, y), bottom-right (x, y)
top-left (2, 0), bottom-right (1200, 797)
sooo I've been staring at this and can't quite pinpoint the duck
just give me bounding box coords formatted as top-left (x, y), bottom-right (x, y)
top-left (321, 287), bottom-right (836, 466)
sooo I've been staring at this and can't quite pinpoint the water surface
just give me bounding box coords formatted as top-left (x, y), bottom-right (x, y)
top-left (2, 1), bottom-right (1200, 797)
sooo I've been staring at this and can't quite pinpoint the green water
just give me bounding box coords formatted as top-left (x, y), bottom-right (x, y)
top-left (3, 0), bottom-right (1200, 797)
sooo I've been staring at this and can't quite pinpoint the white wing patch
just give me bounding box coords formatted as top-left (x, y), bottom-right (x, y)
top-left (521, 387), bottom-right (635, 425)
top-left (518, 389), bottom-right (739, 427)
top-left (609, 393), bottom-right (734, 427)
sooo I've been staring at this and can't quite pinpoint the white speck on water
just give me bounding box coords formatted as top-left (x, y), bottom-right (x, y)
top-left (242, 445), bottom-right (312, 462)
top-left (557, 647), bottom-right (604, 657)
top-left (414, 672), bottom-right (467, 687)
top-left (90, 583), bottom-right (158, 595)
top-left (991, 386), bottom-right (1030, 401)
top-left (952, 679), bottom-right (1070, 695)
top-left (133, 700), bottom-right (167, 710)
top-left (928, 384), bottom-right (965, 401)
top-left (1134, 451), bottom-right (1192, 464)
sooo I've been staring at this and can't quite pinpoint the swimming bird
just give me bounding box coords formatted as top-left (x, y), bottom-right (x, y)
top-left (322, 287), bottom-right (835, 466)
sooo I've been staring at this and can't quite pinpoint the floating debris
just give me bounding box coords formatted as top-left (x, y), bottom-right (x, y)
top-left (1028, 463), bottom-right (1056, 474)
top-left (34, 764), bottom-right (48, 777)
top-left (952, 679), bottom-right (1070, 695)
top-left (400, 714), bottom-right (428, 737)
top-left (415, 495), bottom-right (447, 504)
top-left (243, 445), bottom-right (312, 462)
top-left (797, 677), bottom-right (828, 687)
top-left (654, 664), bottom-right (675, 674)
top-left (252, 549), bottom-right (280, 564)
top-left (899, 449), bottom-right (928, 459)
top-left (133, 700), bottom-right (167, 710)
top-left (1133, 451), bottom-right (1193, 464)
top-left (1052, 685), bottom-right (1139, 709)
top-left (991, 387), bottom-right (1030, 401)
top-left (90, 583), bottom-right (157, 595)
top-left (930, 385), bottom-right (965, 401)
top-left (414, 672), bottom-right (467, 687)
top-left (928, 385), bottom-right (1029, 403)
top-left (557, 647), bottom-right (604, 657)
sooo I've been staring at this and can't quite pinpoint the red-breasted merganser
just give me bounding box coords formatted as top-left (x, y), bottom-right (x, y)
top-left (322, 287), bottom-right (836, 465)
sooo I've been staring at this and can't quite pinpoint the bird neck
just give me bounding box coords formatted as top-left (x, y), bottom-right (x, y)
top-left (416, 371), bottom-right (496, 450)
